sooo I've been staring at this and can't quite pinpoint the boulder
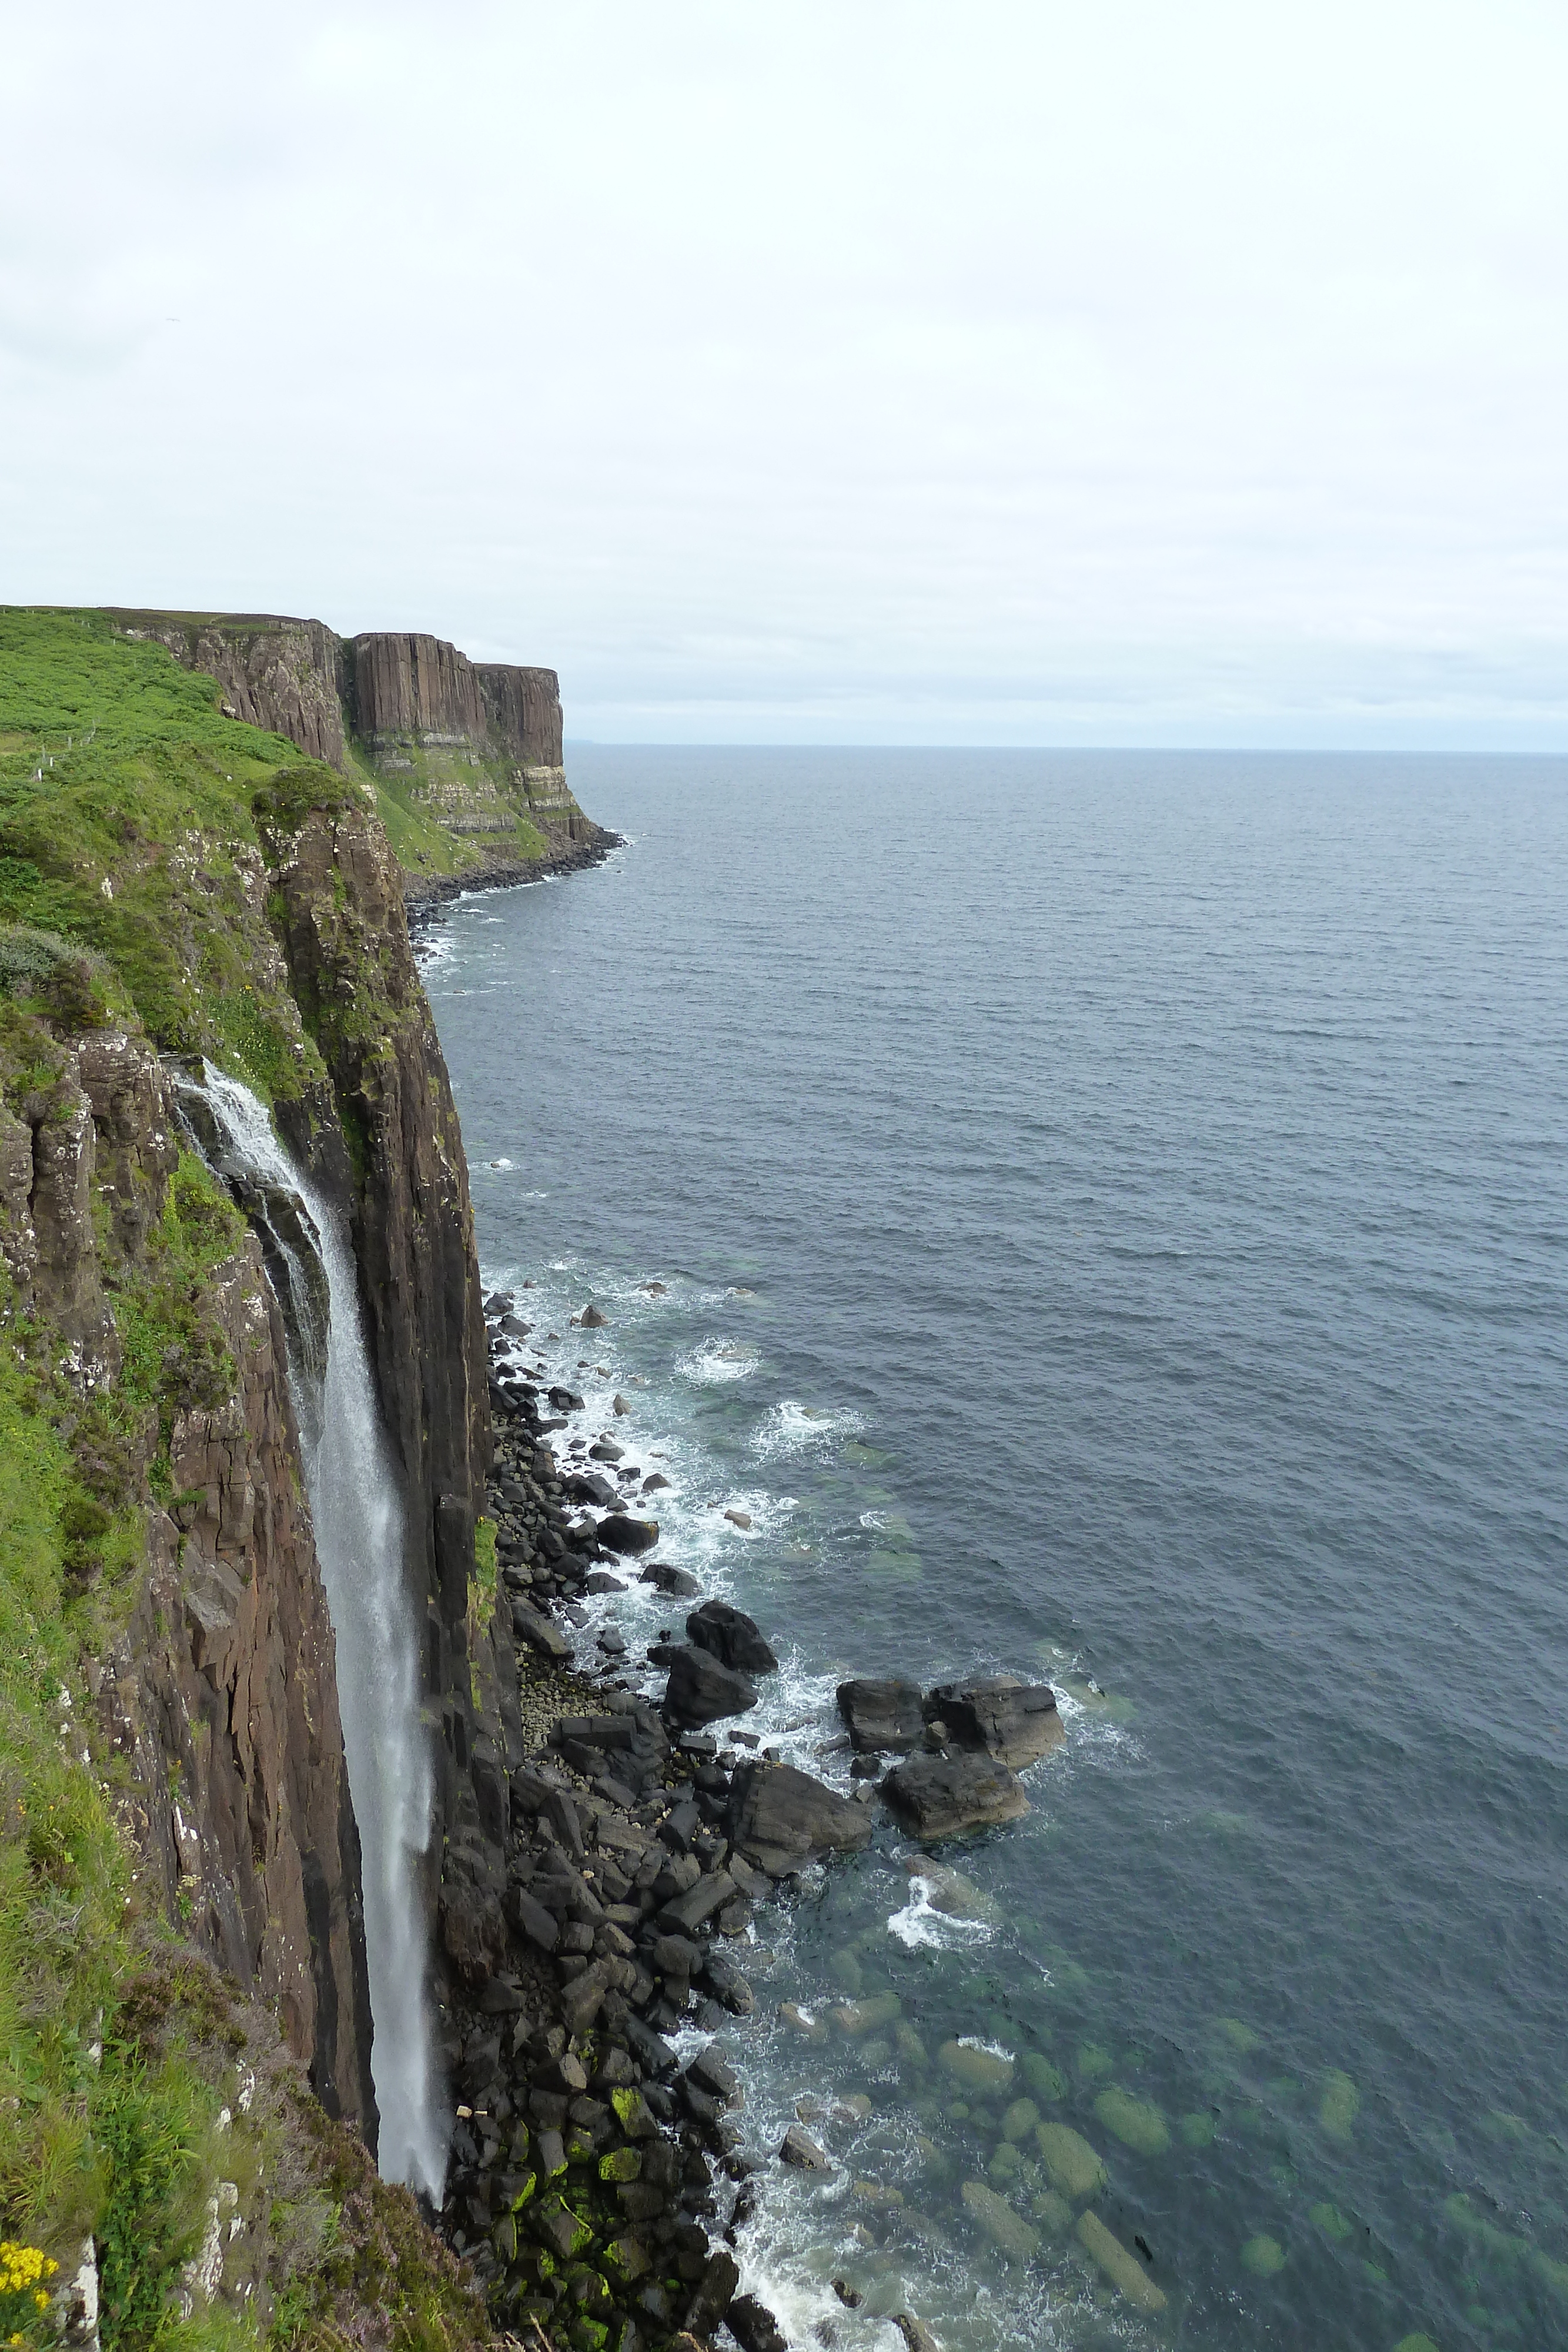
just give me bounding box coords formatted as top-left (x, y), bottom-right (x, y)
top-left (701, 1949), bottom-right (755, 2015)
top-left (563, 1469), bottom-right (619, 1508)
top-left (687, 1599), bottom-right (778, 1676)
top-left (580, 1303), bottom-right (608, 1327)
top-left (924, 1676), bottom-right (1062, 1769)
top-left (880, 1752), bottom-right (1029, 1840)
top-left (780, 2124), bottom-right (831, 2171)
top-left (664, 1645), bottom-right (758, 1727)
top-left (961, 2180), bottom-right (1040, 2263)
top-left (837, 1676), bottom-right (924, 1753)
top-left (1076, 2211), bottom-right (1167, 2313)
top-left (727, 1759), bottom-right (873, 1870)
top-left (895, 2318), bottom-right (942, 2352)
top-left (1035, 2121), bottom-right (1107, 2201)
top-left (599, 1514), bottom-right (661, 1556)
top-left (727, 2294), bottom-right (789, 2352)
top-left (510, 1601), bottom-right (570, 1662)
top-left (640, 1559), bottom-right (699, 1596)
top-left (939, 2040), bottom-right (1015, 2096)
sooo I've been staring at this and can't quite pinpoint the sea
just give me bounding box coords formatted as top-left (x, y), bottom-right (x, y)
top-left (417, 748), bottom-right (1568, 2352)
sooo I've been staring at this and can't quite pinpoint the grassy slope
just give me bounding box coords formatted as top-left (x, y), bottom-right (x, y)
top-left (0, 611), bottom-right (498, 2352)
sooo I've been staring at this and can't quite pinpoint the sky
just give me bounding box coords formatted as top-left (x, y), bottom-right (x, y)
top-left (3, 1), bottom-right (1566, 746)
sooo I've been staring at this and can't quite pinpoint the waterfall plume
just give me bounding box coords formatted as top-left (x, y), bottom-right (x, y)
top-left (175, 1063), bottom-right (446, 2199)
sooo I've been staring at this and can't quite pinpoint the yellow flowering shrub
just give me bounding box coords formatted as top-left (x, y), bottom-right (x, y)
top-left (0, 2240), bottom-right (58, 2347)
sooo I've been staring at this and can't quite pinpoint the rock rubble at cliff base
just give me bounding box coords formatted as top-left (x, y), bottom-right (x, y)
top-left (424, 1299), bottom-right (1069, 2352)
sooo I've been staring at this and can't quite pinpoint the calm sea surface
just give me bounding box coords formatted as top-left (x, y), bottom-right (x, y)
top-left (421, 750), bottom-right (1568, 2352)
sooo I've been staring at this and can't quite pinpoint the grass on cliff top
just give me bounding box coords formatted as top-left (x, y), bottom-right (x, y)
top-left (355, 753), bottom-right (551, 880)
top-left (0, 609), bottom-right (360, 1102)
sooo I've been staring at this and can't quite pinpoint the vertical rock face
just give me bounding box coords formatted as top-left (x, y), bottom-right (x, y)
top-left (0, 1028), bottom-right (376, 2132)
top-left (348, 631), bottom-right (563, 770)
top-left (263, 805), bottom-right (495, 1895)
top-left (108, 613), bottom-right (350, 770)
top-left (475, 660), bottom-right (565, 771)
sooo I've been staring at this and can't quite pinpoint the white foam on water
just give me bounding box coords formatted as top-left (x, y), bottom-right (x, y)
top-left (678, 1335), bottom-right (761, 1384)
top-left (753, 1397), bottom-right (867, 1459)
top-left (957, 2033), bottom-right (1015, 2062)
top-left (887, 1875), bottom-right (995, 1952)
top-left (479, 1252), bottom-right (1124, 2351)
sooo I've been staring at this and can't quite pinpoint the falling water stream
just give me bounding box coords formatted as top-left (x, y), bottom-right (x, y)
top-left (176, 1063), bottom-right (445, 2198)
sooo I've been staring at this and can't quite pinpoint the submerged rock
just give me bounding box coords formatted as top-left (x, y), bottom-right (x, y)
top-left (1076, 2211), bottom-right (1168, 2311)
top-left (938, 2040), bottom-right (1014, 2096)
top-left (1094, 2087), bottom-right (1171, 2156)
top-left (961, 2179), bottom-right (1039, 2262)
top-left (1034, 2121), bottom-right (1106, 2203)
top-left (880, 1752), bottom-right (1030, 1839)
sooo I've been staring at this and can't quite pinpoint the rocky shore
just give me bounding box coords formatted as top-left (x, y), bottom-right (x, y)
top-left (429, 1295), bottom-right (1068, 2352)
top-left (403, 827), bottom-right (623, 910)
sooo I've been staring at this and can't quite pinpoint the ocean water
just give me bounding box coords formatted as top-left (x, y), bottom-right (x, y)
top-left (419, 749), bottom-right (1568, 2352)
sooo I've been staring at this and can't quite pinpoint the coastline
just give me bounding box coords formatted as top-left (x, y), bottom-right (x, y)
top-left (429, 1288), bottom-right (1072, 2352)
top-left (402, 828), bottom-right (623, 909)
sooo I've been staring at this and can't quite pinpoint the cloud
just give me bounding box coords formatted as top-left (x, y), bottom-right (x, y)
top-left (2, 0), bottom-right (1565, 743)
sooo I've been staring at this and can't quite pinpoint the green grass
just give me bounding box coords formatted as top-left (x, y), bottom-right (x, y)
top-left (0, 612), bottom-right (510, 2352)
top-left (0, 610), bottom-right (352, 1102)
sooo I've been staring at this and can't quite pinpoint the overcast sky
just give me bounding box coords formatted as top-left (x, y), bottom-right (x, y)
top-left (4, 2), bottom-right (1565, 744)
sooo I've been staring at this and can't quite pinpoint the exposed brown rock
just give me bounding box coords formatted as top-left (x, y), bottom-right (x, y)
top-left (0, 1027), bottom-right (376, 2133)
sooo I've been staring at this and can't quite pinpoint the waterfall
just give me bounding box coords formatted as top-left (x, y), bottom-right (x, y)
top-left (174, 1063), bottom-right (446, 2199)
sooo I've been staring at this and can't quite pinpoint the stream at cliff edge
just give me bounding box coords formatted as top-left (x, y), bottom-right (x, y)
top-left (419, 747), bottom-right (1568, 2352)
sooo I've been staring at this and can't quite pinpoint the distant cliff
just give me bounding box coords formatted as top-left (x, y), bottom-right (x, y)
top-left (105, 610), bottom-right (612, 898)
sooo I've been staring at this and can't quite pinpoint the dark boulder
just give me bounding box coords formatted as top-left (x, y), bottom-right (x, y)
top-left (728, 2294), bottom-right (790, 2352)
top-left (564, 1469), bottom-right (620, 1508)
top-left (664, 1644), bottom-right (758, 1727)
top-left (924, 1675), bottom-right (1063, 1769)
top-left (640, 1560), bottom-right (700, 1596)
top-left (598, 1514), bottom-right (661, 1556)
top-left (726, 1759), bottom-right (872, 1872)
top-left (880, 1750), bottom-right (1031, 1839)
top-left (687, 1599), bottom-right (779, 1676)
top-left (837, 1675), bottom-right (924, 1753)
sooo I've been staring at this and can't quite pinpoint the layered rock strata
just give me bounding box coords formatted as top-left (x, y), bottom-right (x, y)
top-left (110, 609), bottom-right (613, 898)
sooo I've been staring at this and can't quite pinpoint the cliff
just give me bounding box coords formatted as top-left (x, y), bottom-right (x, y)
top-left (0, 607), bottom-right (514, 2352)
top-left (106, 609), bottom-right (612, 897)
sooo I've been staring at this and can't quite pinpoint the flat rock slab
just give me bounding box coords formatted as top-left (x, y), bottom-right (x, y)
top-left (837, 1675), bottom-right (924, 1752)
top-left (924, 1676), bottom-right (1062, 1769)
top-left (880, 1751), bottom-right (1030, 1839)
top-left (687, 1598), bottom-right (778, 1675)
top-left (727, 1758), bottom-right (873, 1866)
top-left (664, 1644), bottom-right (758, 1726)
top-left (511, 1601), bottom-right (570, 1662)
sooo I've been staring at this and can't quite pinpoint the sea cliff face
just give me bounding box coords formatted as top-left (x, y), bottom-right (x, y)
top-left (0, 607), bottom-right (514, 2351)
top-left (109, 608), bottom-right (610, 896)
